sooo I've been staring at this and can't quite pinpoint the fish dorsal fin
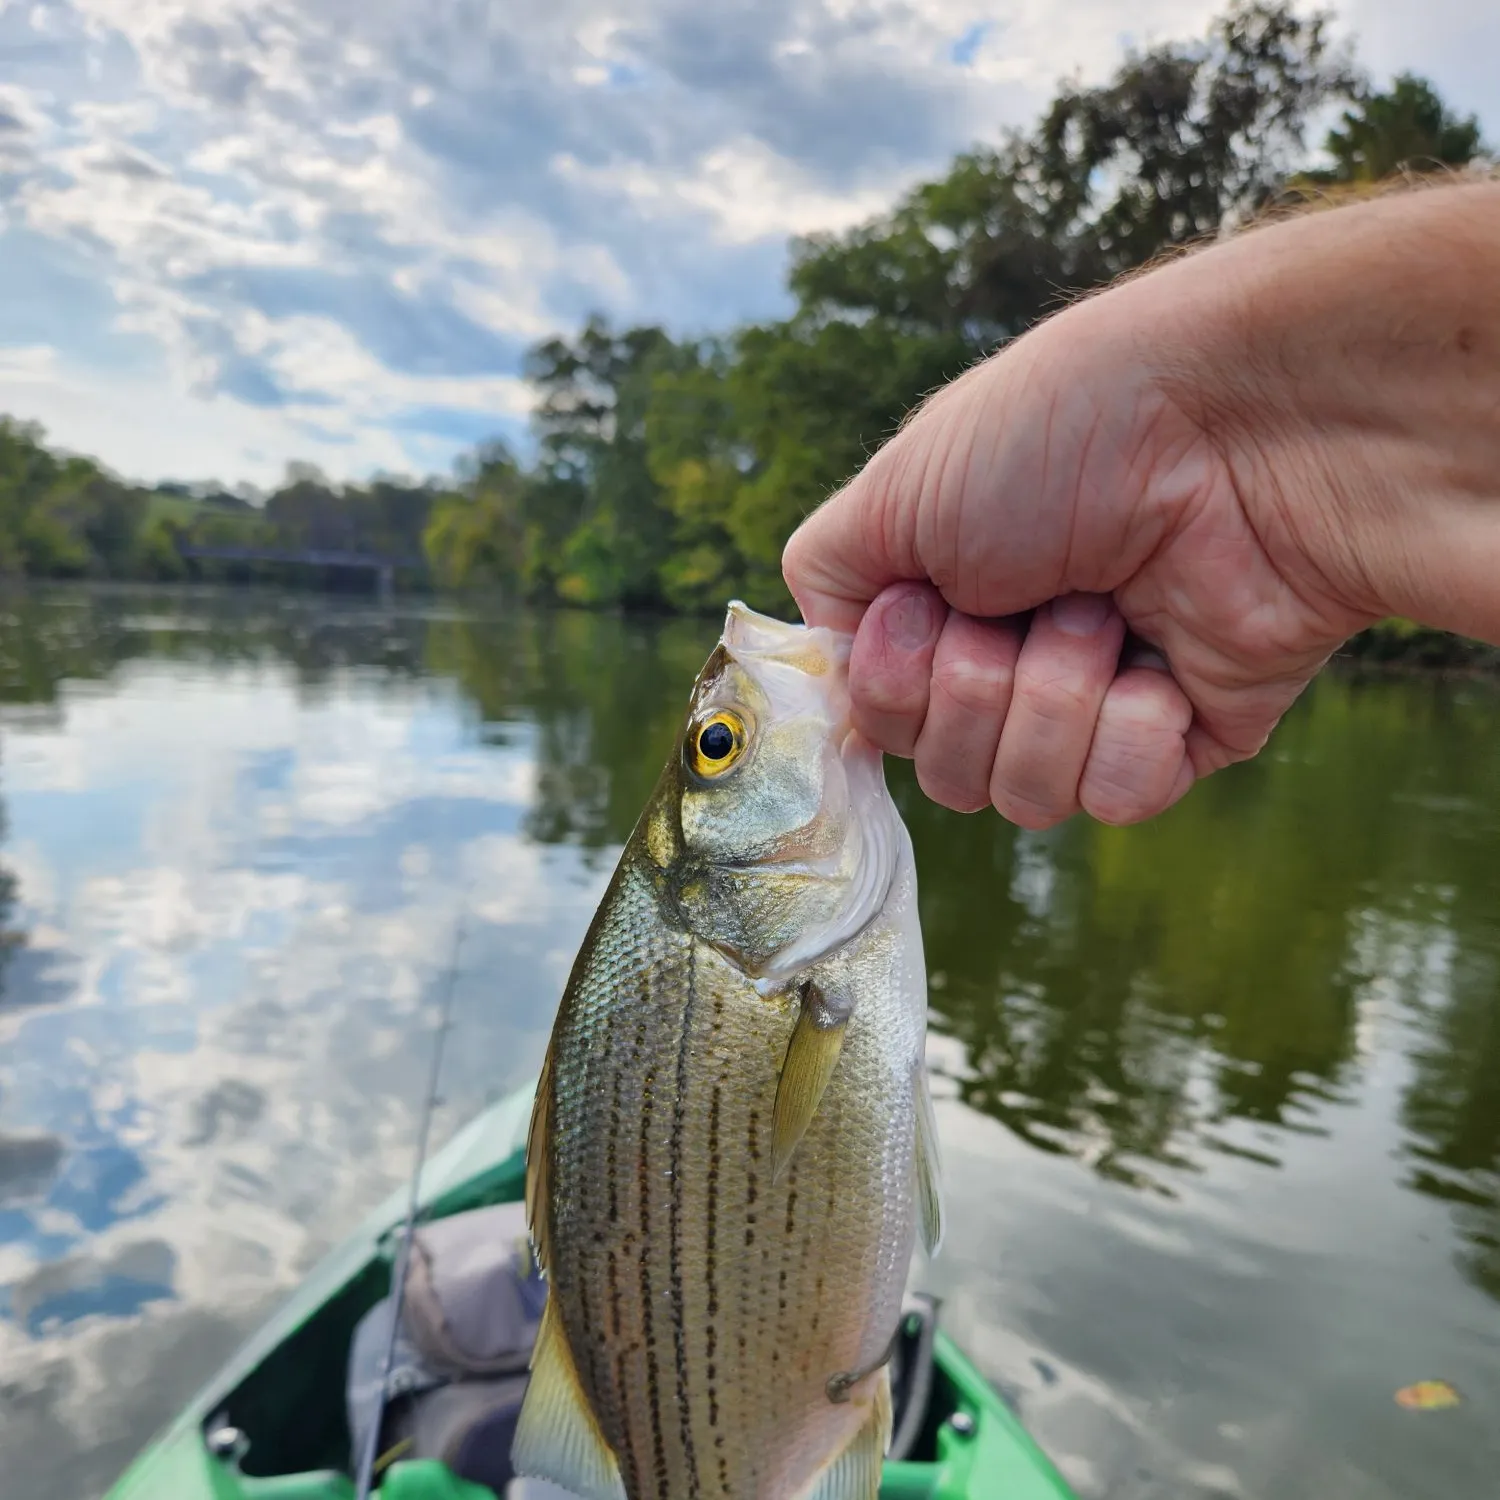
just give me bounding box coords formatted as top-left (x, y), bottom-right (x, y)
top-left (512, 1295), bottom-right (625, 1500)
top-left (771, 980), bottom-right (850, 1183)
top-left (914, 1063), bottom-right (945, 1257)
top-left (524, 1045), bottom-right (555, 1275)
top-left (797, 1367), bottom-right (893, 1500)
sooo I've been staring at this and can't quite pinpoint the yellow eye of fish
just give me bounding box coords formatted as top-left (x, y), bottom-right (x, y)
top-left (690, 711), bottom-right (746, 777)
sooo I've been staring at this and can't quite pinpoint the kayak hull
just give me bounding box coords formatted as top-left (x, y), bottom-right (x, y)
top-left (102, 1085), bottom-right (1076, 1500)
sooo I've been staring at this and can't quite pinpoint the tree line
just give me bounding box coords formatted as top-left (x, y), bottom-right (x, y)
top-left (0, 2), bottom-right (1491, 646)
top-left (0, 423), bottom-right (447, 591)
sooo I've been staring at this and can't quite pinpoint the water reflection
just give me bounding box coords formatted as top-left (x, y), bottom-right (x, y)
top-left (0, 587), bottom-right (1497, 1499)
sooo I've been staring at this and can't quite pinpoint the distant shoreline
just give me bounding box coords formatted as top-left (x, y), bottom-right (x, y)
top-left (4, 576), bottom-right (1496, 676)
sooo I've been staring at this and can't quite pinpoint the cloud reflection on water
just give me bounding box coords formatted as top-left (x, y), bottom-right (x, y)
top-left (0, 598), bottom-right (614, 1492)
top-left (0, 588), bottom-right (1498, 1498)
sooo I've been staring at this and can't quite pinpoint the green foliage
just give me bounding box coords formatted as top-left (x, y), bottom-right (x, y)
top-left (1034, 1), bottom-right (1356, 271)
top-left (0, 2), bottom-right (1491, 661)
top-left (133, 516), bottom-right (190, 581)
top-left (423, 442), bottom-right (527, 591)
top-left (1318, 73), bottom-right (1487, 183)
top-left (0, 418), bottom-right (145, 579)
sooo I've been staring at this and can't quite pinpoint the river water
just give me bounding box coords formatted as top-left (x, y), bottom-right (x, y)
top-left (0, 586), bottom-right (1497, 1500)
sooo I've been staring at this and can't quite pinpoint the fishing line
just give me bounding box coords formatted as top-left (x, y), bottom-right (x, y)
top-left (352, 894), bottom-right (469, 1500)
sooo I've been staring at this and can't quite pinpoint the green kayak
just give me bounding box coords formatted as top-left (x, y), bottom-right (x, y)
top-left (102, 1081), bottom-right (1077, 1500)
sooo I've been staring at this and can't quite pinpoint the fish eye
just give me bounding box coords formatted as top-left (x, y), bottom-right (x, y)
top-left (689, 710), bottom-right (747, 778)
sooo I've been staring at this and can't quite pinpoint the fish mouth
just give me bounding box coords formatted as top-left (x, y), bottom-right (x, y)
top-left (721, 599), bottom-right (853, 681)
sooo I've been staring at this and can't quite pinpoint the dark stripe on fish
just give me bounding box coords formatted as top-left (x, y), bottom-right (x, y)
top-left (706, 1069), bottom-right (720, 1437)
top-left (668, 943), bottom-right (701, 1497)
top-left (614, 1345), bottom-right (642, 1499)
top-left (576, 1267), bottom-right (599, 1400)
top-left (606, 1002), bottom-right (621, 1226)
top-left (636, 1063), bottom-right (668, 1495)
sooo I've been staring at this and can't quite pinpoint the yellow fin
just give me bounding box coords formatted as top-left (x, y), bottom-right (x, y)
top-left (512, 1294), bottom-right (625, 1500)
top-left (524, 1042), bottom-right (555, 1275)
top-left (798, 1367), bottom-right (892, 1500)
top-left (914, 1063), bottom-right (945, 1257)
top-left (772, 982), bottom-right (848, 1183)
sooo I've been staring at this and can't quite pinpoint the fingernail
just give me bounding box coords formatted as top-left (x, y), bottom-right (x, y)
top-left (1051, 592), bottom-right (1111, 637)
top-left (884, 588), bottom-right (941, 651)
top-left (1127, 647), bottom-right (1171, 673)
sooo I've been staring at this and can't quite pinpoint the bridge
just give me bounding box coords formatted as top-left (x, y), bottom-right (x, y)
top-left (175, 545), bottom-right (426, 600)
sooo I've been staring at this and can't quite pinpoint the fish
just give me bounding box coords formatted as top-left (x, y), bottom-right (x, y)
top-left (512, 599), bottom-right (943, 1500)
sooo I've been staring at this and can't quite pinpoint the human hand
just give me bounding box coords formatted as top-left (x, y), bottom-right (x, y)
top-left (782, 186), bottom-right (1500, 828)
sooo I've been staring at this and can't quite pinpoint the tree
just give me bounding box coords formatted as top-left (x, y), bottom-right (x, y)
top-left (525, 317), bottom-right (682, 608)
top-left (789, 1), bottom-right (1358, 347)
top-left (1032, 0), bottom-right (1357, 277)
top-left (1317, 72), bottom-right (1486, 182)
top-left (642, 338), bottom-right (749, 613)
top-left (424, 443), bottom-right (528, 590)
top-left (787, 135), bottom-right (1070, 348)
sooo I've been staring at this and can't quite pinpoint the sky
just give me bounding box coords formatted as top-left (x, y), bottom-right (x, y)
top-left (0, 0), bottom-right (1495, 491)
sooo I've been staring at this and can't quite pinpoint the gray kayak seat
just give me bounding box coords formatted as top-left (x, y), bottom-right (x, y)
top-left (346, 1201), bottom-right (556, 1497)
top-left (346, 1201), bottom-right (938, 1496)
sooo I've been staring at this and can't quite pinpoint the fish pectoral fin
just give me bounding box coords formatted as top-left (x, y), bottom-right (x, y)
top-left (525, 1043), bottom-right (555, 1275)
top-left (772, 980), bottom-right (849, 1184)
top-left (512, 1294), bottom-right (625, 1500)
top-left (798, 1366), bottom-right (893, 1500)
top-left (914, 1062), bottom-right (945, 1257)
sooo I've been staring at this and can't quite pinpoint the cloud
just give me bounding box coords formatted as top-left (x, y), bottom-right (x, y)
top-left (0, 0), bottom-right (1494, 486)
top-left (0, 636), bottom-right (617, 1492)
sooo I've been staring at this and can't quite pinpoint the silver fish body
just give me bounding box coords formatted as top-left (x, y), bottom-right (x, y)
top-left (514, 602), bottom-right (943, 1500)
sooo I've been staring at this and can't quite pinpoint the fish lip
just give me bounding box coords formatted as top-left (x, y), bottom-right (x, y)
top-left (705, 856), bottom-right (834, 879)
top-left (720, 598), bottom-right (854, 674)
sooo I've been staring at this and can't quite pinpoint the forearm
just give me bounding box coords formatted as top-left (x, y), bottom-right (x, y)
top-left (1158, 179), bottom-right (1500, 642)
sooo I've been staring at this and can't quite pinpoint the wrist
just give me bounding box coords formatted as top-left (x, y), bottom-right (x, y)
top-left (1154, 179), bottom-right (1500, 642)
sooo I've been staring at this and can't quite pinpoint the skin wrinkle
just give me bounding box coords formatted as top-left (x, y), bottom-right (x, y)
top-left (1034, 374), bottom-right (1062, 595)
top-left (933, 637), bottom-right (1013, 711)
top-left (882, 439), bottom-right (920, 584)
top-left (991, 607), bottom-right (1126, 828)
top-left (1057, 398), bottom-right (1103, 595)
top-left (1211, 414), bottom-right (1375, 649)
top-left (915, 615), bottom-right (1020, 814)
top-left (949, 403), bottom-right (986, 614)
top-left (927, 395), bottom-right (967, 603)
top-left (1135, 346), bottom-right (1358, 700)
top-left (1081, 685), bottom-right (1191, 822)
top-left (1154, 272), bottom-right (1370, 632)
top-left (1081, 688), bottom-right (1191, 825)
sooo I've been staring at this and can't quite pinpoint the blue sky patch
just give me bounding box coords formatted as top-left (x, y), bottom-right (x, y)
top-left (951, 22), bottom-right (991, 67)
top-left (0, 0), bottom-right (1491, 488)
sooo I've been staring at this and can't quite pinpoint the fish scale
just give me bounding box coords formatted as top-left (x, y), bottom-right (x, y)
top-left (515, 602), bottom-right (941, 1500)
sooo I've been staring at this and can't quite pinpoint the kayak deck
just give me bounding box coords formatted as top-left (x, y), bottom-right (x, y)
top-left (103, 1085), bottom-right (1076, 1500)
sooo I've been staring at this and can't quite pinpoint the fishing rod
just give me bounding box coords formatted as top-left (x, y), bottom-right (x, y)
top-left (352, 904), bottom-right (468, 1500)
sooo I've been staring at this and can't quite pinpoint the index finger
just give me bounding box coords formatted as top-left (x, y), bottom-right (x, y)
top-left (782, 465), bottom-right (917, 633)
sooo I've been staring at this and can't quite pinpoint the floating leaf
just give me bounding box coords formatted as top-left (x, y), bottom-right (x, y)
top-left (1394, 1380), bottom-right (1461, 1410)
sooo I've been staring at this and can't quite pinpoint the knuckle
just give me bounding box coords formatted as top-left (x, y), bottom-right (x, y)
top-left (1079, 686), bottom-right (1192, 823)
top-left (1083, 762), bottom-right (1157, 818)
top-left (1013, 668), bottom-right (1094, 726)
top-left (932, 651), bottom-right (1013, 714)
top-left (851, 670), bottom-right (926, 720)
